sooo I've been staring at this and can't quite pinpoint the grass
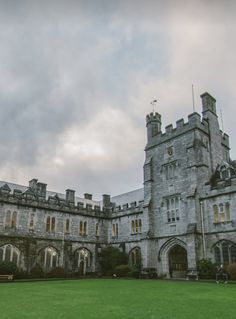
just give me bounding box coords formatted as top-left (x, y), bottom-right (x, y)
top-left (0, 279), bottom-right (235, 319)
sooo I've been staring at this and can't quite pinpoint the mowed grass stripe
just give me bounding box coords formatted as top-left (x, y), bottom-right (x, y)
top-left (0, 279), bottom-right (235, 319)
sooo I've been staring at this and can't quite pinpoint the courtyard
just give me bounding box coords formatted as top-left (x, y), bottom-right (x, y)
top-left (0, 279), bottom-right (235, 319)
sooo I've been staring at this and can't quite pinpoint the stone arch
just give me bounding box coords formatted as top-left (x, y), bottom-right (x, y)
top-left (73, 247), bottom-right (92, 275)
top-left (0, 243), bottom-right (21, 267)
top-left (158, 238), bottom-right (187, 278)
top-left (129, 246), bottom-right (141, 267)
top-left (37, 246), bottom-right (60, 271)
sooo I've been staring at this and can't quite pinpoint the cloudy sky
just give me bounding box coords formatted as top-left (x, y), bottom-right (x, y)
top-left (0, 0), bottom-right (235, 199)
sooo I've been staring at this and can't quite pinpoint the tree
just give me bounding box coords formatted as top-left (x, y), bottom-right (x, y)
top-left (100, 247), bottom-right (128, 276)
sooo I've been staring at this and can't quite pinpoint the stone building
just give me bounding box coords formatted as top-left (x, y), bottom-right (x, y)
top-left (0, 92), bottom-right (236, 278)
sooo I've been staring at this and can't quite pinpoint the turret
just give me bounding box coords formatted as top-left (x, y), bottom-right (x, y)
top-left (146, 112), bottom-right (162, 143)
top-left (200, 92), bottom-right (224, 172)
top-left (201, 92), bottom-right (216, 115)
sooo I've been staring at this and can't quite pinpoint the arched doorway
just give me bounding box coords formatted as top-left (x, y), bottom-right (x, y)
top-left (169, 245), bottom-right (188, 278)
top-left (74, 248), bottom-right (91, 275)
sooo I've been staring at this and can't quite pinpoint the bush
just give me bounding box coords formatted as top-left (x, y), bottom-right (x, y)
top-left (0, 261), bottom-right (17, 275)
top-left (30, 264), bottom-right (45, 278)
top-left (114, 264), bottom-right (130, 277)
top-left (100, 247), bottom-right (128, 276)
top-left (227, 263), bottom-right (236, 280)
top-left (129, 265), bottom-right (141, 278)
top-left (141, 267), bottom-right (158, 279)
top-left (47, 267), bottom-right (67, 278)
top-left (197, 259), bottom-right (216, 279)
top-left (15, 270), bottom-right (28, 279)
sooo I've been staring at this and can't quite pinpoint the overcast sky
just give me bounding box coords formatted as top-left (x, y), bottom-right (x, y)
top-left (0, 0), bottom-right (235, 199)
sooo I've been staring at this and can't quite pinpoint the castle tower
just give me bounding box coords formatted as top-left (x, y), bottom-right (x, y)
top-left (146, 112), bottom-right (162, 143)
top-left (200, 92), bottom-right (226, 172)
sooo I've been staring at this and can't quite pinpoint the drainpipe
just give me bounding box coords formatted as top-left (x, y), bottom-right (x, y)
top-left (200, 201), bottom-right (206, 259)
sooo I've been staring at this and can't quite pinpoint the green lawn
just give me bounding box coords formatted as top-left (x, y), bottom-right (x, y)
top-left (0, 279), bottom-right (235, 319)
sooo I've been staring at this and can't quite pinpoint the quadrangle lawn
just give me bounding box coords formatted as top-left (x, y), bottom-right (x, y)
top-left (0, 279), bottom-right (235, 319)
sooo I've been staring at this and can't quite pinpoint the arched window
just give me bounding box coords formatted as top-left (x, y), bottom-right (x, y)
top-left (213, 204), bottom-right (219, 223)
top-left (5, 211), bottom-right (11, 228)
top-left (139, 219), bottom-right (142, 233)
top-left (38, 247), bottom-right (58, 271)
top-left (65, 218), bottom-right (70, 234)
top-left (46, 216), bottom-right (56, 232)
top-left (95, 223), bottom-right (100, 237)
top-left (46, 216), bottom-right (51, 232)
top-left (131, 220), bottom-right (135, 234)
top-left (11, 211), bottom-right (17, 229)
top-left (51, 217), bottom-right (55, 232)
top-left (79, 221), bottom-right (87, 236)
top-left (214, 241), bottom-right (236, 264)
top-left (29, 213), bottom-right (35, 231)
top-left (74, 248), bottom-right (91, 275)
top-left (213, 203), bottom-right (231, 223)
top-left (112, 223), bottom-right (118, 237)
top-left (129, 247), bottom-right (141, 267)
top-left (0, 244), bottom-right (20, 265)
top-left (5, 211), bottom-right (18, 230)
top-left (135, 220), bottom-right (139, 233)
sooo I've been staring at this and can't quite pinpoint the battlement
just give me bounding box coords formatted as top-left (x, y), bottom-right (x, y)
top-left (0, 180), bottom-right (104, 217)
top-left (146, 112), bottom-right (209, 148)
top-left (146, 112), bottom-right (161, 125)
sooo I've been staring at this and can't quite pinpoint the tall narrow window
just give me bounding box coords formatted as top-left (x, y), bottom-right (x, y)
top-left (131, 220), bottom-right (135, 234)
top-left (29, 213), bottom-right (35, 231)
top-left (166, 196), bottom-right (180, 223)
top-left (65, 218), bottom-right (70, 234)
top-left (112, 223), bottom-right (118, 237)
top-left (11, 211), bottom-right (17, 229)
top-left (5, 211), bottom-right (17, 230)
top-left (95, 223), bottom-right (100, 237)
top-left (79, 221), bottom-right (87, 236)
top-left (46, 216), bottom-right (51, 232)
top-left (213, 204), bottom-right (219, 223)
top-left (51, 217), bottom-right (55, 232)
top-left (46, 216), bottom-right (56, 233)
top-left (5, 211), bottom-right (11, 228)
top-left (139, 219), bottom-right (142, 233)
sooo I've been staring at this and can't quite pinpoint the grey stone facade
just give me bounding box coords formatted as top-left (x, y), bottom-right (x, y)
top-left (0, 92), bottom-right (236, 277)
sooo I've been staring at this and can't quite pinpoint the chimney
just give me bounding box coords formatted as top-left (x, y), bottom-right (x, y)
top-left (66, 189), bottom-right (75, 205)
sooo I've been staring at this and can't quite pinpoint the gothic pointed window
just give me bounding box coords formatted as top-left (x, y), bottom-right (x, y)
top-left (29, 213), bottom-right (35, 231)
top-left (214, 241), bottom-right (236, 264)
top-left (0, 244), bottom-right (20, 265)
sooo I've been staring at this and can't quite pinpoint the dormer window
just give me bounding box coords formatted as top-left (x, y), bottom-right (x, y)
top-left (220, 166), bottom-right (230, 180)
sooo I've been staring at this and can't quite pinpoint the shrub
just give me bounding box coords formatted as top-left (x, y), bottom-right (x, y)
top-left (197, 259), bottom-right (216, 279)
top-left (114, 264), bottom-right (130, 277)
top-left (30, 264), bottom-right (45, 278)
top-left (15, 270), bottom-right (28, 279)
top-left (47, 267), bottom-right (67, 278)
top-left (141, 267), bottom-right (158, 279)
top-left (0, 261), bottom-right (17, 275)
top-left (129, 265), bottom-right (141, 278)
top-left (100, 247), bottom-right (128, 276)
top-left (227, 263), bottom-right (236, 280)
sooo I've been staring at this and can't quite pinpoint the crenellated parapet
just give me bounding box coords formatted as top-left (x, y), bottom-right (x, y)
top-left (146, 112), bottom-right (161, 125)
top-left (0, 181), bottom-right (105, 218)
top-left (146, 111), bottom-right (209, 148)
